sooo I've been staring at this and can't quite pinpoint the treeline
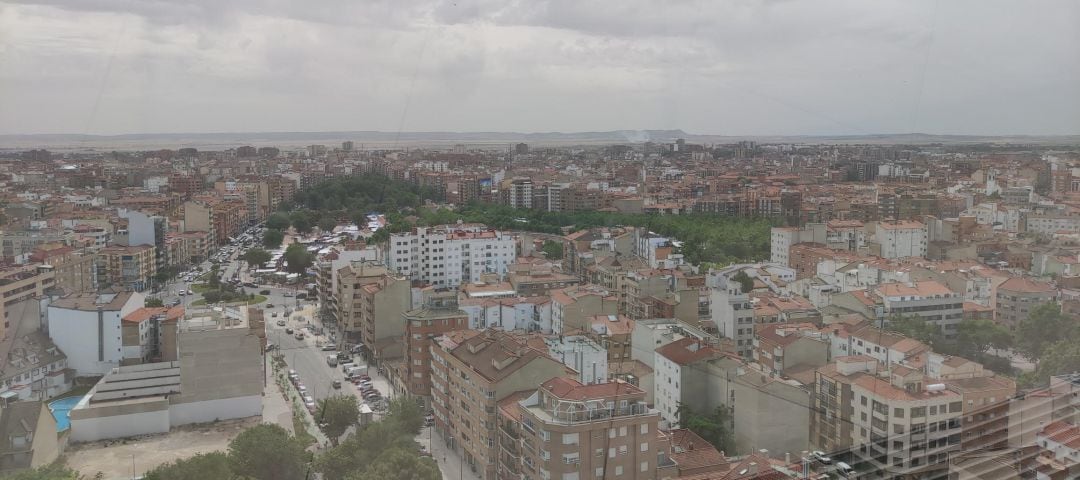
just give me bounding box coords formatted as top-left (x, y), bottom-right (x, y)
top-left (888, 302), bottom-right (1080, 388)
top-left (282, 175), bottom-right (773, 265)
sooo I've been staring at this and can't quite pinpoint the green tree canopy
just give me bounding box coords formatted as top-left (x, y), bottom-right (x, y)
top-left (0, 464), bottom-right (85, 480)
top-left (263, 229), bottom-right (284, 249)
top-left (386, 397), bottom-right (424, 435)
top-left (284, 243), bottom-right (314, 275)
top-left (1016, 303), bottom-right (1076, 363)
top-left (675, 403), bottom-right (735, 455)
top-left (227, 424), bottom-right (308, 480)
top-left (731, 271), bottom-right (754, 294)
top-left (266, 212), bottom-right (290, 231)
top-left (145, 297), bottom-right (165, 308)
top-left (316, 395), bottom-right (360, 446)
top-left (290, 211), bottom-right (315, 234)
top-left (540, 240), bottom-right (564, 260)
top-left (345, 448), bottom-right (439, 480)
top-left (240, 248), bottom-right (272, 267)
top-left (143, 452), bottom-right (232, 480)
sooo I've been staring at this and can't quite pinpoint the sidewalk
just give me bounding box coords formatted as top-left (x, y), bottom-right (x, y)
top-left (262, 367), bottom-right (294, 434)
top-left (421, 425), bottom-right (482, 480)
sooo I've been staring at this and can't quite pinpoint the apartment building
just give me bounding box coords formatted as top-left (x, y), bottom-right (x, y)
top-left (430, 330), bottom-right (568, 480)
top-left (550, 285), bottom-right (618, 335)
top-left (404, 292), bottom-right (469, 406)
top-left (708, 272), bottom-right (755, 358)
top-left (95, 245), bottom-right (156, 292)
top-left (511, 377), bottom-right (668, 480)
top-left (653, 337), bottom-right (724, 428)
top-left (0, 265), bottom-right (56, 339)
top-left (812, 356), bottom-right (964, 478)
top-left (119, 306), bottom-right (184, 365)
top-left (751, 323), bottom-right (829, 376)
top-left (388, 224), bottom-right (516, 288)
top-left (871, 220), bottom-right (927, 259)
top-left (543, 335), bottom-right (608, 385)
top-left (506, 178), bottom-right (533, 209)
top-left (29, 246), bottom-right (94, 294)
top-left (331, 261), bottom-right (409, 347)
top-left (995, 276), bottom-right (1057, 330)
top-left (46, 291), bottom-right (144, 376)
top-left (875, 280), bottom-right (964, 337)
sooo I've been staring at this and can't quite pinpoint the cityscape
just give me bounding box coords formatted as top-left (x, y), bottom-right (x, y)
top-left (0, 138), bottom-right (1076, 480)
top-left (1, 0), bottom-right (1079, 479)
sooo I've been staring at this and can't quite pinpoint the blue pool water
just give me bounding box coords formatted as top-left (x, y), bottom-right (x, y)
top-left (48, 396), bottom-right (83, 432)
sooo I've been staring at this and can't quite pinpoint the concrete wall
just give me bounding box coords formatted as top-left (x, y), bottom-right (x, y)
top-left (169, 395), bottom-right (262, 425)
top-left (70, 403), bottom-right (170, 442)
top-left (732, 376), bottom-right (811, 458)
top-left (48, 307), bottom-right (124, 376)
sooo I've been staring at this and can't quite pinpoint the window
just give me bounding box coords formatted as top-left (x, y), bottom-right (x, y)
top-left (619, 446), bottom-right (628, 455)
top-left (595, 468), bottom-right (604, 478)
top-left (619, 426), bottom-right (627, 437)
top-left (894, 408), bottom-right (905, 418)
top-left (562, 433), bottom-right (579, 445)
top-left (608, 448), bottom-right (615, 458)
top-left (614, 466), bottom-right (623, 476)
top-left (911, 407), bottom-right (926, 417)
top-left (641, 461), bottom-right (649, 472)
top-left (640, 442), bottom-right (649, 452)
top-left (640, 423), bottom-right (649, 434)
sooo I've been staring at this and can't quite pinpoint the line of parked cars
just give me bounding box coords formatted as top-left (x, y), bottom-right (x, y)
top-left (288, 369), bottom-right (317, 414)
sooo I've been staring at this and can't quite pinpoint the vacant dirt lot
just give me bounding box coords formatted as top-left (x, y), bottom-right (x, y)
top-left (65, 418), bottom-right (259, 479)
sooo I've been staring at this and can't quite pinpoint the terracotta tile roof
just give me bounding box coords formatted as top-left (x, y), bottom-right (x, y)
top-left (540, 377), bottom-right (643, 401)
top-left (1040, 421), bottom-right (1080, 450)
top-left (668, 428), bottom-right (729, 472)
top-left (123, 305), bottom-right (183, 323)
top-left (999, 277), bottom-right (1056, 294)
top-left (655, 337), bottom-right (721, 366)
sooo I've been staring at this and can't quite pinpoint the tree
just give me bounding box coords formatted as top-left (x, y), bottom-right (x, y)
top-left (290, 211), bottom-right (314, 234)
top-left (386, 397), bottom-right (424, 435)
top-left (227, 424), bottom-right (307, 480)
top-left (731, 271), bottom-right (754, 294)
top-left (207, 264), bottom-right (221, 289)
top-left (0, 464), bottom-right (86, 480)
top-left (1033, 339), bottom-right (1080, 383)
top-left (1016, 303), bottom-right (1076, 364)
top-left (885, 315), bottom-right (944, 348)
top-left (263, 229), bottom-right (284, 249)
top-left (145, 297), bottom-right (164, 308)
top-left (317, 215), bottom-right (338, 233)
top-left (284, 243), bottom-right (314, 275)
top-left (316, 395), bottom-right (360, 446)
top-left (675, 403), bottom-right (735, 455)
top-left (345, 448), bottom-right (439, 480)
top-left (143, 452), bottom-right (231, 480)
top-left (266, 212), bottom-right (290, 231)
top-left (540, 240), bottom-right (564, 260)
top-left (241, 248), bottom-right (272, 268)
top-left (954, 319), bottom-right (1012, 357)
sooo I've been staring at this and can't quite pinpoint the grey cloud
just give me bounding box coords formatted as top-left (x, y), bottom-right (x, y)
top-left (0, 0), bottom-right (1077, 135)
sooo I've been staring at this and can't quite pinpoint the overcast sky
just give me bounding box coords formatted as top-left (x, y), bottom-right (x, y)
top-left (1, 0), bottom-right (1077, 136)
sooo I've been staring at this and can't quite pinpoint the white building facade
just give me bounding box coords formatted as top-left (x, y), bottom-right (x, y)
top-left (387, 224), bottom-right (516, 287)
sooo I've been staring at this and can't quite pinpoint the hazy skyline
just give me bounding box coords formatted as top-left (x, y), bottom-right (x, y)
top-left (1, 0), bottom-right (1078, 136)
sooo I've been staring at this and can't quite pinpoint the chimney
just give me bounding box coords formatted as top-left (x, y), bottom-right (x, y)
top-left (688, 442), bottom-right (694, 451)
top-left (748, 462), bottom-right (758, 474)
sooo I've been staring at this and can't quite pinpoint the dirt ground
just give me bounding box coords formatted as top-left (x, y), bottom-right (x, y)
top-left (64, 417), bottom-right (259, 479)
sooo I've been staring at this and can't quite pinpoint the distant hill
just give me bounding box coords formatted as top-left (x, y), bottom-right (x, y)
top-left (1, 130), bottom-right (1077, 152)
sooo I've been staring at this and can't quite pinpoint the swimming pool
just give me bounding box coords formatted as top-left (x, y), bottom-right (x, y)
top-left (48, 396), bottom-right (83, 432)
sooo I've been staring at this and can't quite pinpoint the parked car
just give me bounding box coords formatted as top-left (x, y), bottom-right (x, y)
top-left (295, 332), bottom-right (305, 340)
top-left (297, 384), bottom-right (307, 394)
top-left (321, 344), bottom-right (337, 351)
top-left (276, 320), bottom-right (286, 326)
top-left (332, 380), bottom-right (342, 389)
top-left (271, 312), bottom-right (278, 318)
top-left (811, 451), bottom-right (832, 465)
top-left (285, 328), bottom-right (294, 334)
top-left (266, 303), bottom-right (275, 308)
top-left (260, 289), bottom-right (271, 295)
